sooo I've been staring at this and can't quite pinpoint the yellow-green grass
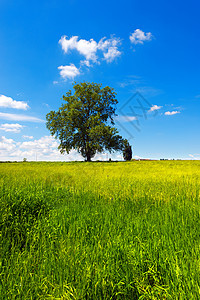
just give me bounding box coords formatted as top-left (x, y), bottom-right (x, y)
top-left (0, 161), bottom-right (200, 299)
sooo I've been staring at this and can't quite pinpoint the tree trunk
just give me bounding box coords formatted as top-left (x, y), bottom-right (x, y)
top-left (85, 138), bottom-right (91, 161)
top-left (86, 153), bottom-right (91, 162)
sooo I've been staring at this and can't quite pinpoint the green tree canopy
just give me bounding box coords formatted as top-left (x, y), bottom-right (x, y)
top-left (46, 82), bottom-right (127, 161)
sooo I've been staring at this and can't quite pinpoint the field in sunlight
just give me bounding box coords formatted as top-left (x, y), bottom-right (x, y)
top-left (0, 161), bottom-right (200, 299)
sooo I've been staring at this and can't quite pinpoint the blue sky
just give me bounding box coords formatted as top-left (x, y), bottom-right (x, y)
top-left (0, 0), bottom-right (200, 161)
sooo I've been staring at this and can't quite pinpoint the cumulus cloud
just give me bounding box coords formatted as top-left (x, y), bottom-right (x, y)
top-left (98, 36), bottom-right (121, 63)
top-left (0, 123), bottom-right (24, 133)
top-left (103, 47), bottom-right (121, 63)
top-left (164, 111), bottom-right (180, 116)
top-left (80, 59), bottom-right (91, 67)
top-left (0, 135), bottom-right (84, 161)
top-left (130, 29), bottom-right (152, 45)
top-left (20, 136), bottom-right (59, 151)
top-left (59, 35), bottom-right (122, 65)
top-left (0, 135), bottom-right (124, 161)
top-left (0, 136), bottom-right (16, 152)
top-left (58, 64), bottom-right (80, 80)
top-left (149, 105), bottom-right (162, 112)
top-left (0, 136), bottom-right (60, 160)
top-left (0, 112), bottom-right (44, 122)
top-left (0, 95), bottom-right (29, 110)
top-left (59, 36), bottom-right (98, 62)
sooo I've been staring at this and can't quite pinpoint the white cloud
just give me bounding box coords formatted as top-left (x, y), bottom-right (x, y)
top-left (164, 111), bottom-right (180, 116)
top-left (59, 36), bottom-right (98, 62)
top-left (80, 59), bottom-right (91, 67)
top-left (149, 105), bottom-right (162, 112)
top-left (103, 47), bottom-right (121, 63)
top-left (189, 154), bottom-right (200, 160)
top-left (98, 37), bottom-right (121, 63)
top-left (58, 64), bottom-right (80, 80)
top-left (130, 29), bottom-right (152, 45)
top-left (20, 136), bottom-right (59, 151)
top-left (0, 135), bottom-right (61, 160)
top-left (0, 112), bottom-right (44, 122)
top-left (0, 95), bottom-right (29, 110)
top-left (59, 35), bottom-right (121, 65)
top-left (0, 136), bottom-right (16, 152)
top-left (0, 135), bottom-right (84, 161)
top-left (22, 135), bottom-right (34, 139)
top-left (76, 38), bottom-right (98, 62)
top-left (116, 115), bottom-right (137, 122)
top-left (0, 134), bottom-right (125, 161)
top-left (0, 123), bottom-right (24, 133)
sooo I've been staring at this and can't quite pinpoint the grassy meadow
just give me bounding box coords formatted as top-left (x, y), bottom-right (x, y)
top-left (0, 160), bottom-right (200, 299)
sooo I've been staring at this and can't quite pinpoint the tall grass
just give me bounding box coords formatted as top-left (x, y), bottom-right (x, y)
top-left (0, 161), bottom-right (200, 299)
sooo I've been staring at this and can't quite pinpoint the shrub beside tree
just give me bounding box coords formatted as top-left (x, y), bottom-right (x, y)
top-left (123, 140), bottom-right (132, 161)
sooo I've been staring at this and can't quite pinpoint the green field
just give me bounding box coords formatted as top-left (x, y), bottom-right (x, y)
top-left (0, 161), bottom-right (200, 299)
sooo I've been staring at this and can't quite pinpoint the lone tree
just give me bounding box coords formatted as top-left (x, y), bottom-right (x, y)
top-left (123, 140), bottom-right (132, 161)
top-left (46, 82), bottom-right (127, 161)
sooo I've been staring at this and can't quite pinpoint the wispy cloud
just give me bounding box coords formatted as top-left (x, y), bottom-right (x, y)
top-left (22, 135), bottom-right (34, 139)
top-left (164, 111), bottom-right (180, 116)
top-left (118, 77), bottom-right (162, 99)
top-left (189, 154), bottom-right (200, 160)
top-left (116, 115), bottom-right (137, 122)
top-left (119, 77), bottom-right (142, 88)
top-left (53, 80), bottom-right (59, 85)
top-left (130, 29), bottom-right (153, 45)
top-left (0, 95), bottom-right (29, 110)
top-left (135, 87), bottom-right (162, 97)
top-left (0, 123), bottom-right (24, 133)
top-left (0, 112), bottom-right (44, 122)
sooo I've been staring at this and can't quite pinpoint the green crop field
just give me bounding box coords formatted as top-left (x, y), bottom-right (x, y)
top-left (0, 161), bottom-right (200, 299)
